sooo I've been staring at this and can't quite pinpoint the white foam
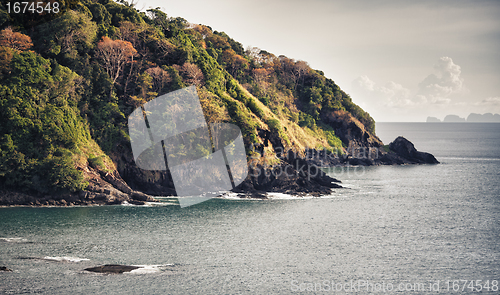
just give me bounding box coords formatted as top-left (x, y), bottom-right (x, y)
top-left (220, 192), bottom-right (340, 200)
top-left (219, 192), bottom-right (244, 199)
top-left (266, 192), bottom-right (306, 199)
top-left (42, 256), bottom-right (90, 263)
top-left (147, 200), bottom-right (178, 206)
top-left (128, 264), bottom-right (174, 274)
top-left (121, 200), bottom-right (175, 207)
top-left (0, 237), bottom-right (28, 243)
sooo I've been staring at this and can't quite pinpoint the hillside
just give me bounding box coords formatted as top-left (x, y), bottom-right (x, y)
top-left (0, 0), bottom-right (383, 204)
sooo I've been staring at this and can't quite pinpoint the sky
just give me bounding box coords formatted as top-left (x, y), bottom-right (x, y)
top-left (132, 0), bottom-right (500, 122)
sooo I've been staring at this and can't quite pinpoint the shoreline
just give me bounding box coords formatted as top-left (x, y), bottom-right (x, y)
top-left (0, 191), bottom-right (346, 208)
top-left (0, 137), bottom-right (438, 207)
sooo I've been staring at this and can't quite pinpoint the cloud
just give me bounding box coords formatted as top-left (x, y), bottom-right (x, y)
top-left (417, 56), bottom-right (464, 104)
top-left (351, 76), bottom-right (412, 108)
top-left (477, 97), bottom-right (500, 106)
top-left (349, 57), bottom-right (478, 121)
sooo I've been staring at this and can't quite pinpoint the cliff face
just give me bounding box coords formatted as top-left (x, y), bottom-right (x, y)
top-left (322, 110), bottom-right (383, 149)
top-left (0, 0), bottom-right (384, 203)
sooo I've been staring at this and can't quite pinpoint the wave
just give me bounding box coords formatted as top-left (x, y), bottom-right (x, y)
top-left (267, 192), bottom-right (314, 199)
top-left (127, 264), bottom-right (175, 274)
top-left (121, 200), bottom-right (177, 206)
top-left (220, 192), bottom-right (339, 200)
top-left (42, 256), bottom-right (90, 263)
top-left (0, 237), bottom-right (28, 243)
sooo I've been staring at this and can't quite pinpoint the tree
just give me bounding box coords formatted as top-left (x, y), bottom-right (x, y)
top-left (178, 62), bottom-right (204, 86)
top-left (221, 49), bottom-right (248, 78)
top-left (0, 27), bottom-right (33, 51)
top-left (252, 68), bottom-right (270, 94)
top-left (35, 10), bottom-right (97, 55)
top-left (0, 46), bottom-right (14, 78)
top-left (193, 24), bottom-right (212, 39)
top-left (293, 60), bottom-right (310, 88)
top-left (145, 66), bottom-right (171, 93)
top-left (96, 36), bottom-right (137, 86)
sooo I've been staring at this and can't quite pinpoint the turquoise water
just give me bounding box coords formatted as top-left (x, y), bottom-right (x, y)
top-left (1, 123), bottom-right (499, 294)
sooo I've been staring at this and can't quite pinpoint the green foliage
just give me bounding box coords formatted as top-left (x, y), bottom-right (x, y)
top-left (221, 95), bottom-right (258, 144)
top-left (88, 154), bottom-right (105, 170)
top-left (1, 0), bottom-right (378, 197)
top-left (32, 10), bottom-right (97, 69)
top-left (247, 98), bottom-right (265, 119)
top-left (0, 51), bottom-right (89, 194)
top-left (266, 118), bottom-right (281, 132)
top-left (318, 124), bottom-right (344, 148)
top-left (104, 0), bottom-right (144, 27)
top-left (298, 113), bottom-right (316, 129)
top-left (213, 31), bottom-right (245, 55)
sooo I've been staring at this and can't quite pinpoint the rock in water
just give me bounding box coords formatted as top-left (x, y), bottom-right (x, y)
top-left (388, 136), bottom-right (439, 164)
top-left (84, 264), bottom-right (140, 274)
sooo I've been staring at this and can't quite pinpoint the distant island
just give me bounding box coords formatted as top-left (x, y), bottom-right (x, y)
top-left (427, 113), bottom-right (500, 123)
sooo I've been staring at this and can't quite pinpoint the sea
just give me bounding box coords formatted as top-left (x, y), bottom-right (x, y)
top-left (1, 123), bottom-right (499, 294)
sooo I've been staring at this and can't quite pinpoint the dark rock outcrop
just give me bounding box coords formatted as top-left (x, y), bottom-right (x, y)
top-left (304, 136), bottom-right (439, 167)
top-left (236, 150), bottom-right (342, 196)
top-left (84, 264), bottom-right (140, 274)
top-left (388, 136), bottom-right (439, 164)
top-left (0, 165), bottom-right (158, 206)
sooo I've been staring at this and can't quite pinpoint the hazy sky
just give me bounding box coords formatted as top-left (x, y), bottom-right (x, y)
top-left (133, 0), bottom-right (500, 122)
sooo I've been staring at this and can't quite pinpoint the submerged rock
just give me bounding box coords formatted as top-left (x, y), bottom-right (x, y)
top-left (84, 264), bottom-right (140, 274)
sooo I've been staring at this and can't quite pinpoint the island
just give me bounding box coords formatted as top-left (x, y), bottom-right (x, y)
top-left (426, 113), bottom-right (500, 123)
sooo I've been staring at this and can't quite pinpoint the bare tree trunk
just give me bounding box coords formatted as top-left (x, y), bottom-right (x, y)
top-left (124, 56), bottom-right (135, 95)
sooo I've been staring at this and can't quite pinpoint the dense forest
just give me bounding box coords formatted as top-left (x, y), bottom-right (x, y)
top-left (0, 0), bottom-right (379, 197)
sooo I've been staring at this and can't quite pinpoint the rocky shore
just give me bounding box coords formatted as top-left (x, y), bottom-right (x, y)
top-left (0, 137), bottom-right (437, 206)
top-left (0, 165), bottom-right (157, 207)
top-left (235, 150), bottom-right (342, 197)
top-left (305, 136), bottom-right (439, 167)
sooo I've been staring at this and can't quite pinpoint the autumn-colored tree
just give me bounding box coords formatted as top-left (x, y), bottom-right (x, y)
top-left (278, 55), bottom-right (298, 87)
top-left (96, 36), bottom-right (137, 85)
top-left (193, 25), bottom-right (212, 39)
top-left (0, 27), bottom-right (33, 51)
top-left (179, 62), bottom-right (204, 86)
top-left (221, 49), bottom-right (248, 77)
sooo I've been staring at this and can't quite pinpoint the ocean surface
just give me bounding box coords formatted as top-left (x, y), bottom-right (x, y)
top-left (1, 123), bottom-right (499, 294)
